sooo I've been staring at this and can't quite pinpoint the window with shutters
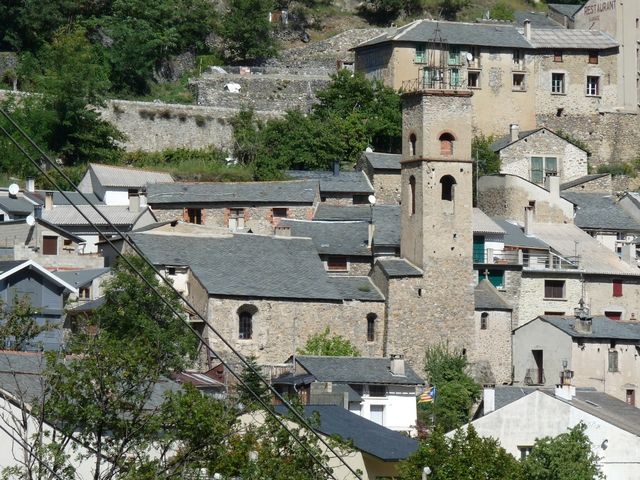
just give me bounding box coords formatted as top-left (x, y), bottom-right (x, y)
top-left (586, 76), bottom-right (600, 96)
top-left (530, 156), bottom-right (558, 184)
top-left (42, 236), bottom-right (57, 255)
top-left (613, 280), bottom-right (623, 297)
top-left (608, 350), bottom-right (619, 372)
top-left (544, 280), bottom-right (565, 299)
top-left (327, 256), bottom-right (348, 272)
top-left (228, 208), bottom-right (245, 231)
top-left (186, 208), bottom-right (203, 225)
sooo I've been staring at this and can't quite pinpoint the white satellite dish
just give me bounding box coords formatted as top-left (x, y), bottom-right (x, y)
top-left (466, 52), bottom-right (474, 62)
top-left (8, 183), bottom-right (19, 196)
top-left (368, 194), bottom-right (377, 205)
top-left (25, 215), bottom-right (35, 226)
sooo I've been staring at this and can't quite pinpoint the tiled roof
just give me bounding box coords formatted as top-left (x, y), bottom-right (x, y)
top-left (513, 11), bottom-right (562, 29)
top-left (275, 405), bottom-right (419, 461)
top-left (287, 170), bottom-right (374, 194)
top-left (314, 204), bottom-right (372, 222)
top-left (355, 19), bottom-right (533, 49)
top-left (529, 28), bottom-right (618, 50)
top-left (295, 356), bottom-right (424, 385)
top-left (87, 163), bottom-right (174, 188)
top-left (561, 192), bottom-right (640, 232)
top-left (0, 196), bottom-right (34, 215)
top-left (280, 219), bottom-right (372, 256)
top-left (473, 208), bottom-right (505, 234)
top-left (53, 268), bottom-right (110, 289)
top-left (475, 279), bottom-right (512, 311)
top-left (560, 174), bottom-right (609, 191)
top-left (376, 257), bottom-right (423, 278)
top-left (147, 180), bottom-right (318, 205)
top-left (25, 191), bottom-right (104, 206)
top-left (362, 151), bottom-right (402, 171)
top-left (41, 205), bottom-right (151, 227)
top-left (0, 260), bottom-right (28, 273)
top-left (329, 276), bottom-right (384, 301)
top-left (548, 3), bottom-right (584, 19)
top-left (131, 232), bottom-right (343, 301)
top-left (538, 315), bottom-right (640, 341)
top-left (493, 219), bottom-right (548, 249)
top-left (372, 205), bottom-right (400, 247)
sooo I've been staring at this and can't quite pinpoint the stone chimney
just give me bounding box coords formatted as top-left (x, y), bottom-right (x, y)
top-left (555, 383), bottom-right (576, 401)
top-left (483, 385), bottom-right (495, 414)
top-left (524, 206), bottom-right (534, 236)
top-left (128, 192), bottom-right (140, 213)
top-left (510, 123), bottom-right (520, 143)
top-left (620, 242), bottom-right (636, 266)
top-left (275, 225), bottom-right (291, 237)
top-left (545, 174), bottom-right (560, 199)
top-left (390, 354), bottom-right (405, 376)
top-left (44, 192), bottom-right (54, 211)
top-left (524, 19), bottom-right (531, 40)
top-left (574, 298), bottom-right (592, 334)
top-left (25, 178), bottom-right (35, 193)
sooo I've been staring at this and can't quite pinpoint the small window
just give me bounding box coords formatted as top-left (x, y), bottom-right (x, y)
top-left (544, 280), bottom-right (565, 299)
top-left (544, 311), bottom-right (565, 316)
top-left (79, 287), bottom-right (90, 299)
top-left (238, 308), bottom-right (254, 340)
top-left (605, 311), bottom-right (622, 321)
top-left (553, 51), bottom-right (563, 62)
top-left (167, 267), bottom-right (176, 276)
top-left (468, 71), bottom-right (480, 88)
top-left (519, 446), bottom-right (533, 460)
top-left (63, 239), bottom-right (72, 246)
top-left (586, 76), bottom-right (600, 96)
top-left (608, 350), bottom-right (619, 372)
top-left (513, 73), bottom-right (526, 91)
top-left (228, 208), bottom-right (245, 231)
top-left (42, 236), bottom-right (57, 255)
top-left (439, 133), bottom-right (455, 156)
top-left (409, 175), bottom-right (416, 215)
top-left (613, 280), bottom-right (623, 297)
top-left (415, 44), bottom-right (427, 63)
top-left (513, 49), bottom-right (523, 68)
top-left (531, 156), bottom-right (558, 184)
top-left (551, 73), bottom-right (565, 94)
top-left (367, 313), bottom-right (376, 342)
top-left (352, 194), bottom-right (369, 204)
top-left (480, 312), bottom-right (488, 330)
top-left (627, 389), bottom-right (636, 407)
top-left (368, 385), bottom-right (387, 397)
top-left (409, 134), bottom-right (417, 156)
top-left (440, 175), bottom-right (456, 201)
top-left (588, 51), bottom-right (598, 64)
top-left (327, 256), bottom-right (348, 272)
top-left (186, 208), bottom-right (203, 225)
top-left (448, 47), bottom-right (460, 65)
top-left (272, 207), bottom-right (288, 218)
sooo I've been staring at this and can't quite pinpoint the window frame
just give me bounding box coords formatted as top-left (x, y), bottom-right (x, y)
top-left (366, 314), bottom-right (376, 342)
top-left (551, 73), bottom-right (565, 94)
top-left (326, 255), bottom-right (348, 272)
top-left (512, 73), bottom-right (526, 91)
top-left (228, 208), bottom-right (245, 231)
top-left (613, 280), bottom-right (623, 297)
top-left (368, 385), bottom-right (387, 398)
top-left (586, 75), bottom-right (600, 96)
top-left (544, 279), bottom-right (566, 299)
top-left (468, 70), bottom-right (480, 89)
top-left (415, 44), bottom-right (427, 64)
top-left (272, 207), bottom-right (288, 219)
top-left (530, 156), bottom-right (558, 184)
top-left (186, 208), bottom-right (203, 225)
top-left (42, 235), bottom-right (58, 256)
top-left (588, 51), bottom-right (599, 65)
top-left (238, 310), bottom-right (253, 340)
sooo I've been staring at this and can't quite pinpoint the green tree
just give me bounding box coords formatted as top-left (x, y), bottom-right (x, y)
top-left (219, 0), bottom-right (278, 62)
top-left (0, 294), bottom-right (50, 351)
top-left (522, 423), bottom-right (604, 480)
top-left (424, 0), bottom-right (470, 20)
top-left (230, 108), bottom-right (264, 166)
top-left (399, 425), bottom-right (521, 480)
top-left (490, 2), bottom-right (514, 21)
top-left (420, 343), bottom-right (480, 432)
top-left (298, 327), bottom-right (361, 357)
top-left (237, 356), bottom-right (271, 411)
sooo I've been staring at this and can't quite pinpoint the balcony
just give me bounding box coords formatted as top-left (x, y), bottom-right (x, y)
top-left (473, 249), bottom-right (580, 270)
top-left (401, 67), bottom-right (468, 93)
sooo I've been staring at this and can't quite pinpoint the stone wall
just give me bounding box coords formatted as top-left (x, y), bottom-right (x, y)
top-left (584, 275), bottom-right (640, 322)
top-left (473, 309), bottom-right (513, 384)
top-left (517, 274), bottom-right (583, 326)
top-left (371, 172), bottom-right (401, 205)
top-left (563, 174), bottom-right (612, 193)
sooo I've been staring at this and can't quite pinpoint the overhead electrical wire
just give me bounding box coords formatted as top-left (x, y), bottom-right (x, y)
top-left (0, 108), bottom-right (363, 480)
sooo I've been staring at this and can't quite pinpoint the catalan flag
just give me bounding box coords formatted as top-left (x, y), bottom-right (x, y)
top-left (418, 386), bottom-right (436, 404)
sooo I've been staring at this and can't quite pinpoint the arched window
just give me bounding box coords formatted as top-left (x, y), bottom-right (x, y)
top-left (480, 312), bottom-right (489, 330)
top-left (440, 175), bottom-right (456, 201)
top-left (238, 305), bottom-right (257, 340)
top-left (439, 132), bottom-right (455, 156)
top-left (409, 133), bottom-right (417, 156)
top-left (367, 313), bottom-right (377, 342)
top-left (409, 176), bottom-right (416, 215)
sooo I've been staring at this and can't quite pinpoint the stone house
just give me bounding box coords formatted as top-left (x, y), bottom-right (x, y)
top-left (512, 312), bottom-right (640, 406)
top-left (491, 125), bottom-right (588, 184)
top-left (272, 355), bottom-right (423, 435)
top-left (54, 267), bottom-right (110, 305)
top-left (352, 19), bottom-right (618, 136)
top-left (561, 173), bottom-right (612, 193)
top-left (356, 151), bottom-right (402, 205)
top-left (146, 180), bottom-right (318, 235)
top-left (287, 169), bottom-right (375, 205)
top-left (467, 386), bottom-right (640, 479)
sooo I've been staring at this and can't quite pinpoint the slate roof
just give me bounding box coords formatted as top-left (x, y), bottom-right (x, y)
top-left (329, 276), bottom-right (384, 301)
top-left (513, 11), bottom-right (562, 29)
top-left (548, 3), bottom-right (583, 19)
top-left (535, 315), bottom-right (640, 341)
top-left (0, 196), bottom-right (34, 215)
top-left (147, 180), bottom-right (318, 205)
top-left (475, 279), bottom-right (512, 311)
top-left (294, 356), bottom-right (424, 385)
top-left (528, 28), bottom-right (618, 50)
top-left (68, 296), bottom-right (105, 313)
top-left (376, 257), bottom-right (423, 278)
top-left (41, 205), bottom-right (152, 227)
top-left (560, 174), bottom-right (609, 191)
top-left (493, 386), bottom-right (538, 411)
top-left (314, 204), bottom-right (372, 222)
top-left (0, 260), bottom-right (28, 273)
top-left (473, 208), bottom-right (505, 235)
top-left (131, 232), bottom-right (343, 301)
top-left (494, 219), bottom-right (548, 249)
top-left (280, 219), bottom-right (372, 256)
top-left (362, 151), bottom-right (402, 171)
top-left (36, 219), bottom-right (86, 244)
top-left (287, 171), bottom-right (374, 194)
top-left (561, 192), bottom-right (640, 232)
top-left (491, 127), bottom-right (550, 152)
top-left (372, 205), bottom-right (400, 247)
top-left (53, 268), bottom-right (110, 289)
top-left (86, 163), bottom-right (174, 188)
top-left (25, 191), bottom-right (104, 206)
top-left (275, 405), bottom-right (419, 461)
top-left (355, 19), bottom-right (533, 49)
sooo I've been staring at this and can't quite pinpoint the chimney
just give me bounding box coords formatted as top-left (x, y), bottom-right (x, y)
top-left (620, 242), bottom-right (636, 266)
top-left (524, 19), bottom-right (531, 40)
top-left (555, 383), bottom-right (576, 401)
top-left (368, 223), bottom-right (375, 248)
top-left (332, 161), bottom-right (340, 176)
top-left (524, 206), bottom-right (534, 236)
top-left (574, 298), bottom-right (592, 334)
top-left (128, 192), bottom-right (140, 213)
top-left (390, 354), bottom-right (405, 376)
top-left (483, 385), bottom-right (495, 415)
top-left (510, 123), bottom-right (520, 143)
top-left (545, 175), bottom-right (560, 199)
top-left (33, 205), bottom-right (42, 219)
top-left (275, 225), bottom-right (291, 237)
top-left (25, 178), bottom-right (35, 193)
top-left (44, 192), bottom-right (54, 211)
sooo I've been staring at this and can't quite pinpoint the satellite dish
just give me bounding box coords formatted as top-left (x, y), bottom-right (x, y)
top-left (365, 146), bottom-right (373, 153)
top-left (8, 183), bottom-right (19, 196)
top-left (25, 215), bottom-right (35, 226)
top-left (466, 52), bottom-right (474, 62)
top-left (368, 194), bottom-right (377, 205)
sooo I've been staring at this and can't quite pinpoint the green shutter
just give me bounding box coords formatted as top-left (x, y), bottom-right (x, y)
top-left (531, 157), bottom-right (544, 183)
top-left (473, 236), bottom-right (485, 263)
top-left (450, 68), bottom-right (460, 87)
top-left (416, 45), bottom-right (426, 63)
top-left (448, 47), bottom-right (460, 65)
top-left (423, 68), bottom-right (432, 88)
top-left (488, 270), bottom-right (504, 289)
top-left (545, 157), bottom-right (558, 175)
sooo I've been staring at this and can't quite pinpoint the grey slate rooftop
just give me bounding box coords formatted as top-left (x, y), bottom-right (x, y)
top-left (314, 204), bottom-right (372, 222)
top-left (275, 405), bottom-right (419, 461)
top-left (475, 279), bottom-right (511, 311)
top-left (0, 196), bottom-right (34, 215)
top-left (131, 232), bottom-right (343, 300)
top-left (361, 151), bottom-right (401, 171)
top-left (53, 268), bottom-right (110, 289)
top-left (147, 180), bottom-right (318, 205)
top-left (536, 315), bottom-right (640, 341)
top-left (328, 276), bottom-right (384, 302)
top-left (41, 205), bottom-right (152, 227)
top-left (513, 11), bottom-right (562, 29)
top-left (528, 28), bottom-right (618, 50)
top-left (561, 192), bottom-right (640, 232)
top-left (25, 191), bottom-right (104, 206)
top-left (0, 260), bottom-right (28, 273)
top-left (560, 174), bottom-right (609, 191)
top-left (377, 257), bottom-right (422, 277)
top-left (280, 219), bottom-right (372, 256)
top-left (548, 3), bottom-right (583, 18)
top-left (372, 205), bottom-right (400, 247)
top-left (294, 355), bottom-right (424, 385)
top-left (82, 163), bottom-right (174, 189)
top-left (491, 127), bottom-right (543, 152)
top-left (473, 208), bottom-right (505, 235)
top-left (493, 219), bottom-right (548, 249)
top-left (286, 170), bottom-right (373, 194)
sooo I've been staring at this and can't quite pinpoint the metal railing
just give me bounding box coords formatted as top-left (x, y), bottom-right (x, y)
top-left (523, 252), bottom-right (580, 270)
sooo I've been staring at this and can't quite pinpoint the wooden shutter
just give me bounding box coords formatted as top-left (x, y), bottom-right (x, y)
top-left (42, 236), bottom-right (57, 255)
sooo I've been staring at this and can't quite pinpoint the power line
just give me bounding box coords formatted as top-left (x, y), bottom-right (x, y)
top-left (0, 108), bottom-right (363, 480)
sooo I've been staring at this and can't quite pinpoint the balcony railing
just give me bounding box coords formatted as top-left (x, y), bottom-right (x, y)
top-left (474, 249), bottom-right (520, 265)
top-left (473, 249), bottom-right (580, 270)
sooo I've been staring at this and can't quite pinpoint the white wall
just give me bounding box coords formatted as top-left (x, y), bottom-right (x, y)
top-left (356, 385), bottom-right (418, 435)
top-left (103, 189), bottom-right (130, 206)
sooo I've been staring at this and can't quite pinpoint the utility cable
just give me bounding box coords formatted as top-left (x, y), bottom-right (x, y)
top-left (0, 108), bottom-right (362, 480)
